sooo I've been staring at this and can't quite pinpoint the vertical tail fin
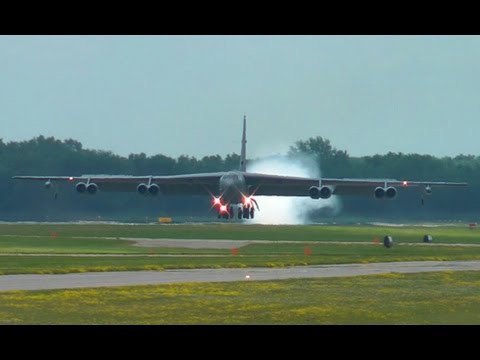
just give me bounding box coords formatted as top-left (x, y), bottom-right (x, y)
top-left (239, 115), bottom-right (247, 172)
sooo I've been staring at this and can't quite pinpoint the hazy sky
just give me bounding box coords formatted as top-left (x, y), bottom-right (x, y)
top-left (1, 35), bottom-right (479, 159)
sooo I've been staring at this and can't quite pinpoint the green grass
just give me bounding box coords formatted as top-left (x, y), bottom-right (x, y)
top-left (2, 242), bottom-right (480, 275)
top-left (1, 271), bottom-right (480, 324)
top-left (1, 223), bottom-right (480, 274)
top-left (0, 236), bottom-right (142, 254)
top-left (1, 223), bottom-right (480, 243)
top-left (0, 235), bottom-right (228, 254)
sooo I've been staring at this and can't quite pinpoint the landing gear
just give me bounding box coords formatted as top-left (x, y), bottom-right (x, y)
top-left (216, 207), bottom-right (233, 220)
top-left (242, 205), bottom-right (251, 219)
top-left (217, 202), bottom-right (257, 221)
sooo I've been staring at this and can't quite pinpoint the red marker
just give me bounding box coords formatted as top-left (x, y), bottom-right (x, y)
top-left (304, 247), bottom-right (311, 256)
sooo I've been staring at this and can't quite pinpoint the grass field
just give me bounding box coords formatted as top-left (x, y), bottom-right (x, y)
top-left (1, 223), bottom-right (480, 243)
top-left (1, 223), bottom-right (480, 274)
top-left (1, 271), bottom-right (479, 324)
top-left (2, 245), bottom-right (480, 275)
top-left (1, 223), bottom-right (479, 325)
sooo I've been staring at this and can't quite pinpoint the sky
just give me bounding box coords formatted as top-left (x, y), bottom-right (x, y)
top-left (1, 35), bottom-right (480, 160)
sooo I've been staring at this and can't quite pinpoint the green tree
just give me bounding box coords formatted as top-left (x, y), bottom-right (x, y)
top-left (288, 136), bottom-right (350, 176)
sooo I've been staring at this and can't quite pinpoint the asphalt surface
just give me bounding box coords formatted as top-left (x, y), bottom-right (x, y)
top-left (1, 260), bottom-right (480, 292)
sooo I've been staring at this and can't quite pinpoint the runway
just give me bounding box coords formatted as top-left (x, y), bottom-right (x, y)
top-left (1, 260), bottom-right (480, 292)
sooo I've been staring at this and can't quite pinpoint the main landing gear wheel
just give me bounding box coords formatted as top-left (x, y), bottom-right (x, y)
top-left (250, 207), bottom-right (254, 219)
top-left (243, 205), bottom-right (250, 219)
top-left (238, 208), bottom-right (242, 219)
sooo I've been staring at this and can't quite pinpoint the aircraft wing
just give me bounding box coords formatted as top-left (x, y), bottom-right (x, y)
top-left (244, 173), bottom-right (467, 197)
top-left (244, 173), bottom-right (319, 196)
top-left (14, 173), bottom-right (467, 198)
top-left (13, 173), bottom-right (226, 196)
top-left (322, 178), bottom-right (467, 195)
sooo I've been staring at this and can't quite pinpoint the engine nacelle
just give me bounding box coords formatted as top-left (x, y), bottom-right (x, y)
top-left (76, 182), bottom-right (87, 193)
top-left (374, 186), bottom-right (385, 199)
top-left (319, 186), bottom-right (333, 199)
top-left (137, 183), bottom-right (148, 195)
top-left (87, 183), bottom-right (98, 194)
top-left (45, 180), bottom-right (52, 189)
top-left (148, 184), bottom-right (160, 195)
top-left (309, 186), bottom-right (320, 199)
top-left (309, 186), bottom-right (334, 199)
top-left (424, 185), bottom-right (432, 195)
top-left (385, 186), bottom-right (397, 199)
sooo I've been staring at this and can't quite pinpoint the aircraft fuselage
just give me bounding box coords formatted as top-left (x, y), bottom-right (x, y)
top-left (219, 171), bottom-right (248, 205)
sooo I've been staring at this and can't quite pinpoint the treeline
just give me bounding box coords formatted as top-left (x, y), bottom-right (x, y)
top-left (0, 135), bottom-right (479, 222)
top-left (2, 135), bottom-right (479, 183)
top-left (288, 137), bottom-right (480, 185)
top-left (0, 136), bottom-right (241, 177)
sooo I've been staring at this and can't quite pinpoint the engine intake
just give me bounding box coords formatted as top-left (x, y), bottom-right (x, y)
top-left (137, 183), bottom-right (148, 195)
top-left (148, 184), bottom-right (160, 195)
top-left (309, 186), bottom-right (334, 199)
top-left (385, 186), bottom-right (397, 199)
top-left (87, 183), bottom-right (98, 194)
top-left (309, 186), bottom-right (320, 199)
top-left (374, 187), bottom-right (385, 199)
top-left (76, 182), bottom-right (87, 193)
top-left (375, 186), bottom-right (397, 199)
top-left (319, 186), bottom-right (333, 199)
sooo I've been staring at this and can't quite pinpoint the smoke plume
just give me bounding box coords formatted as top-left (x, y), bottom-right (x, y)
top-left (248, 154), bottom-right (341, 224)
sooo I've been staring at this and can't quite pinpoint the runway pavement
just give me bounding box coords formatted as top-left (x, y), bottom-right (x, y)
top-left (1, 260), bottom-right (480, 292)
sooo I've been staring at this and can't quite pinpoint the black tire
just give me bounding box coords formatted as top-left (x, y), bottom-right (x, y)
top-left (423, 234), bottom-right (433, 243)
top-left (383, 235), bottom-right (393, 248)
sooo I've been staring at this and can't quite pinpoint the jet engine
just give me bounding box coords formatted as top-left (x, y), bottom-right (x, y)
top-left (75, 182), bottom-right (98, 194)
top-left (374, 186), bottom-right (385, 199)
top-left (309, 186), bottom-right (320, 199)
top-left (87, 183), bottom-right (98, 194)
top-left (309, 186), bottom-right (333, 199)
top-left (319, 186), bottom-right (333, 199)
top-left (385, 186), bottom-right (397, 199)
top-left (374, 186), bottom-right (397, 199)
top-left (137, 183), bottom-right (160, 195)
top-left (137, 183), bottom-right (148, 195)
top-left (148, 184), bottom-right (160, 195)
top-left (76, 182), bottom-right (87, 193)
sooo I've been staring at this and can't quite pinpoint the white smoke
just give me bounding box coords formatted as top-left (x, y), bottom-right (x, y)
top-left (248, 155), bottom-right (342, 225)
